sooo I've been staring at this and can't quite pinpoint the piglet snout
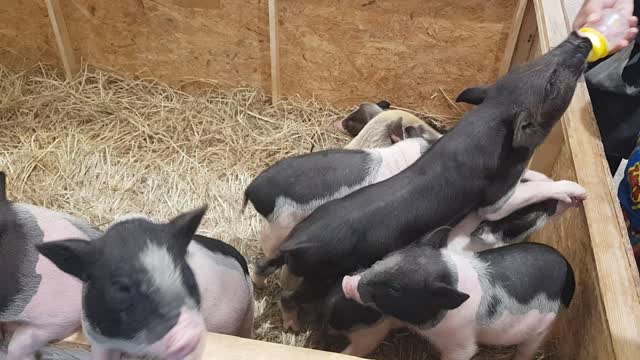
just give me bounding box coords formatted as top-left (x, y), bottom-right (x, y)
top-left (163, 308), bottom-right (206, 360)
top-left (342, 275), bottom-right (363, 304)
top-left (335, 119), bottom-right (347, 134)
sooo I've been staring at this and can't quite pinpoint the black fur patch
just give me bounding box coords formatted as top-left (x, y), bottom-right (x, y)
top-left (324, 283), bottom-right (383, 332)
top-left (474, 200), bottom-right (557, 243)
top-left (192, 234), bottom-right (249, 275)
top-left (245, 149), bottom-right (372, 217)
top-left (478, 243), bottom-right (574, 306)
top-left (0, 203), bottom-right (42, 319)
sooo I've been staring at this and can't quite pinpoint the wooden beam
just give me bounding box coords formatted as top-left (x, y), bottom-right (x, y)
top-left (499, 0), bottom-right (527, 75)
top-left (45, 0), bottom-right (78, 80)
top-left (56, 331), bottom-right (369, 360)
top-left (529, 1), bottom-right (640, 359)
top-left (268, 0), bottom-right (281, 103)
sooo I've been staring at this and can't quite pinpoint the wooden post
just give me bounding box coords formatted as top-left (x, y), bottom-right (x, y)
top-left (268, 0), bottom-right (281, 103)
top-left (523, 0), bottom-right (640, 359)
top-left (45, 0), bottom-right (78, 80)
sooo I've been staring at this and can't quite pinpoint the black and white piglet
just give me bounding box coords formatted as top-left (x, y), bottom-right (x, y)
top-left (0, 172), bottom-right (101, 360)
top-left (37, 206), bottom-right (254, 360)
top-left (340, 241), bottom-right (575, 360)
top-left (245, 136), bottom-right (432, 288)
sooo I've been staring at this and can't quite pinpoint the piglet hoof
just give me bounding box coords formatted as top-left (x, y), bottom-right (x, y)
top-left (251, 272), bottom-right (267, 289)
top-left (553, 181), bottom-right (587, 203)
top-left (282, 317), bottom-right (301, 332)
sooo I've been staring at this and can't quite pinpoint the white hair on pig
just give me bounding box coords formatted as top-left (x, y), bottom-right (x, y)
top-left (344, 110), bottom-right (441, 150)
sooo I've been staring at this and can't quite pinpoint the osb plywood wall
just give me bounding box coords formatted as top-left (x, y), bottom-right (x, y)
top-left (0, 0), bottom-right (515, 116)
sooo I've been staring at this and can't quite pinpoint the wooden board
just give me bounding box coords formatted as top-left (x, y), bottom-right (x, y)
top-left (57, 331), bottom-right (370, 360)
top-left (278, 0), bottom-right (514, 115)
top-left (523, 0), bottom-right (640, 359)
top-left (0, 0), bottom-right (514, 116)
top-left (58, 0), bottom-right (272, 91)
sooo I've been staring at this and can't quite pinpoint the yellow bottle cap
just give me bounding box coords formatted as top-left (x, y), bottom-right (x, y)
top-left (578, 27), bottom-right (610, 62)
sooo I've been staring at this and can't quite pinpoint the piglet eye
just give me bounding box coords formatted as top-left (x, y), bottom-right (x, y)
top-left (111, 279), bottom-right (133, 300)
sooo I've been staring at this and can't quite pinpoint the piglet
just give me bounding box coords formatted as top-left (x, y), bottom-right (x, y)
top-left (343, 110), bottom-right (442, 150)
top-left (0, 172), bottom-right (101, 360)
top-left (245, 136), bottom-right (432, 288)
top-left (37, 206), bottom-right (254, 360)
top-left (341, 241), bottom-right (575, 360)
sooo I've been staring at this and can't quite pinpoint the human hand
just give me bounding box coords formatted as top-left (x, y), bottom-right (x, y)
top-left (573, 0), bottom-right (639, 53)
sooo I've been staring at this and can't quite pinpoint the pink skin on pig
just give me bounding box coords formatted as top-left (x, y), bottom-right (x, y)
top-left (187, 242), bottom-right (254, 338)
top-left (4, 205), bottom-right (87, 360)
top-left (479, 179), bottom-right (587, 222)
top-left (371, 138), bottom-right (426, 182)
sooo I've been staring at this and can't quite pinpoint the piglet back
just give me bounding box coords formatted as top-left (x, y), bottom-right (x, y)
top-left (478, 242), bottom-right (575, 307)
top-left (192, 234), bottom-right (249, 275)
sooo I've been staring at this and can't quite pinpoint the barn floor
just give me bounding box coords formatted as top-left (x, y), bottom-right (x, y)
top-left (0, 65), bottom-right (553, 360)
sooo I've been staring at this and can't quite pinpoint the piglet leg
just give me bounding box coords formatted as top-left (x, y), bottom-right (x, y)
top-left (480, 180), bottom-right (587, 221)
top-left (342, 318), bottom-right (394, 357)
top-left (521, 170), bottom-right (553, 182)
top-left (91, 346), bottom-right (122, 360)
top-left (6, 325), bottom-right (71, 360)
top-left (512, 330), bottom-right (550, 360)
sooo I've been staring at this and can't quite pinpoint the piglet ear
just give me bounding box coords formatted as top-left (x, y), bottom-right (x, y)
top-left (376, 100), bottom-right (391, 110)
top-left (456, 86), bottom-right (490, 105)
top-left (36, 239), bottom-right (95, 282)
top-left (512, 111), bottom-right (542, 149)
top-left (168, 205), bottom-right (208, 251)
top-left (431, 284), bottom-right (470, 310)
top-left (388, 117), bottom-right (404, 143)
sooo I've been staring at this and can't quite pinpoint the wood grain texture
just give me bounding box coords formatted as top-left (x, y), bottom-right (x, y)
top-left (1, 0), bottom-right (514, 116)
top-left (0, 0), bottom-right (60, 69)
top-left (58, 332), bottom-right (371, 360)
top-left (45, 0), bottom-right (78, 79)
top-left (528, 0), bottom-right (640, 359)
top-left (59, 0), bottom-right (272, 91)
top-left (278, 0), bottom-right (514, 115)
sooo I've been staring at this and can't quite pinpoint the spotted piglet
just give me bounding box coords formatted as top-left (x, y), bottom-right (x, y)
top-left (37, 206), bottom-right (254, 360)
top-left (341, 241), bottom-right (575, 360)
top-left (0, 172), bottom-right (101, 360)
top-left (245, 135), bottom-right (433, 288)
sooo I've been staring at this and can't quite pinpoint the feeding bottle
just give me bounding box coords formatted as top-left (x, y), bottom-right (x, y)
top-left (578, 8), bottom-right (629, 62)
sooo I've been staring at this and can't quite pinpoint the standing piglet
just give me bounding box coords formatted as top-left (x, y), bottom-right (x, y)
top-left (246, 136), bottom-right (432, 288)
top-left (341, 241), bottom-right (575, 360)
top-left (37, 206), bottom-right (254, 360)
top-left (0, 171), bottom-right (101, 360)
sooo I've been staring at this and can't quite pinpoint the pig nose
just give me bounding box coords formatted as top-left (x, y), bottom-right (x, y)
top-left (335, 119), bottom-right (348, 133)
top-left (342, 275), bottom-right (363, 304)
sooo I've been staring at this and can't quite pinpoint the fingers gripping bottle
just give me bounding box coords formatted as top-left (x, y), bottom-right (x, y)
top-left (579, 8), bottom-right (629, 62)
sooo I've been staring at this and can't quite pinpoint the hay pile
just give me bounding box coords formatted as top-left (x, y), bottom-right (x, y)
top-left (0, 65), bottom-right (552, 359)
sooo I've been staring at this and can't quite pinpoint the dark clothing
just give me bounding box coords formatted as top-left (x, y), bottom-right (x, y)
top-left (588, 0), bottom-right (640, 173)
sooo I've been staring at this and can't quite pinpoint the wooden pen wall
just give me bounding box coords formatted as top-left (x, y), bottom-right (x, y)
top-left (0, 0), bottom-right (515, 116)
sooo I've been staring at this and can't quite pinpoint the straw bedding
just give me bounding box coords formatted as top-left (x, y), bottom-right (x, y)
top-left (0, 65), bottom-right (552, 359)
